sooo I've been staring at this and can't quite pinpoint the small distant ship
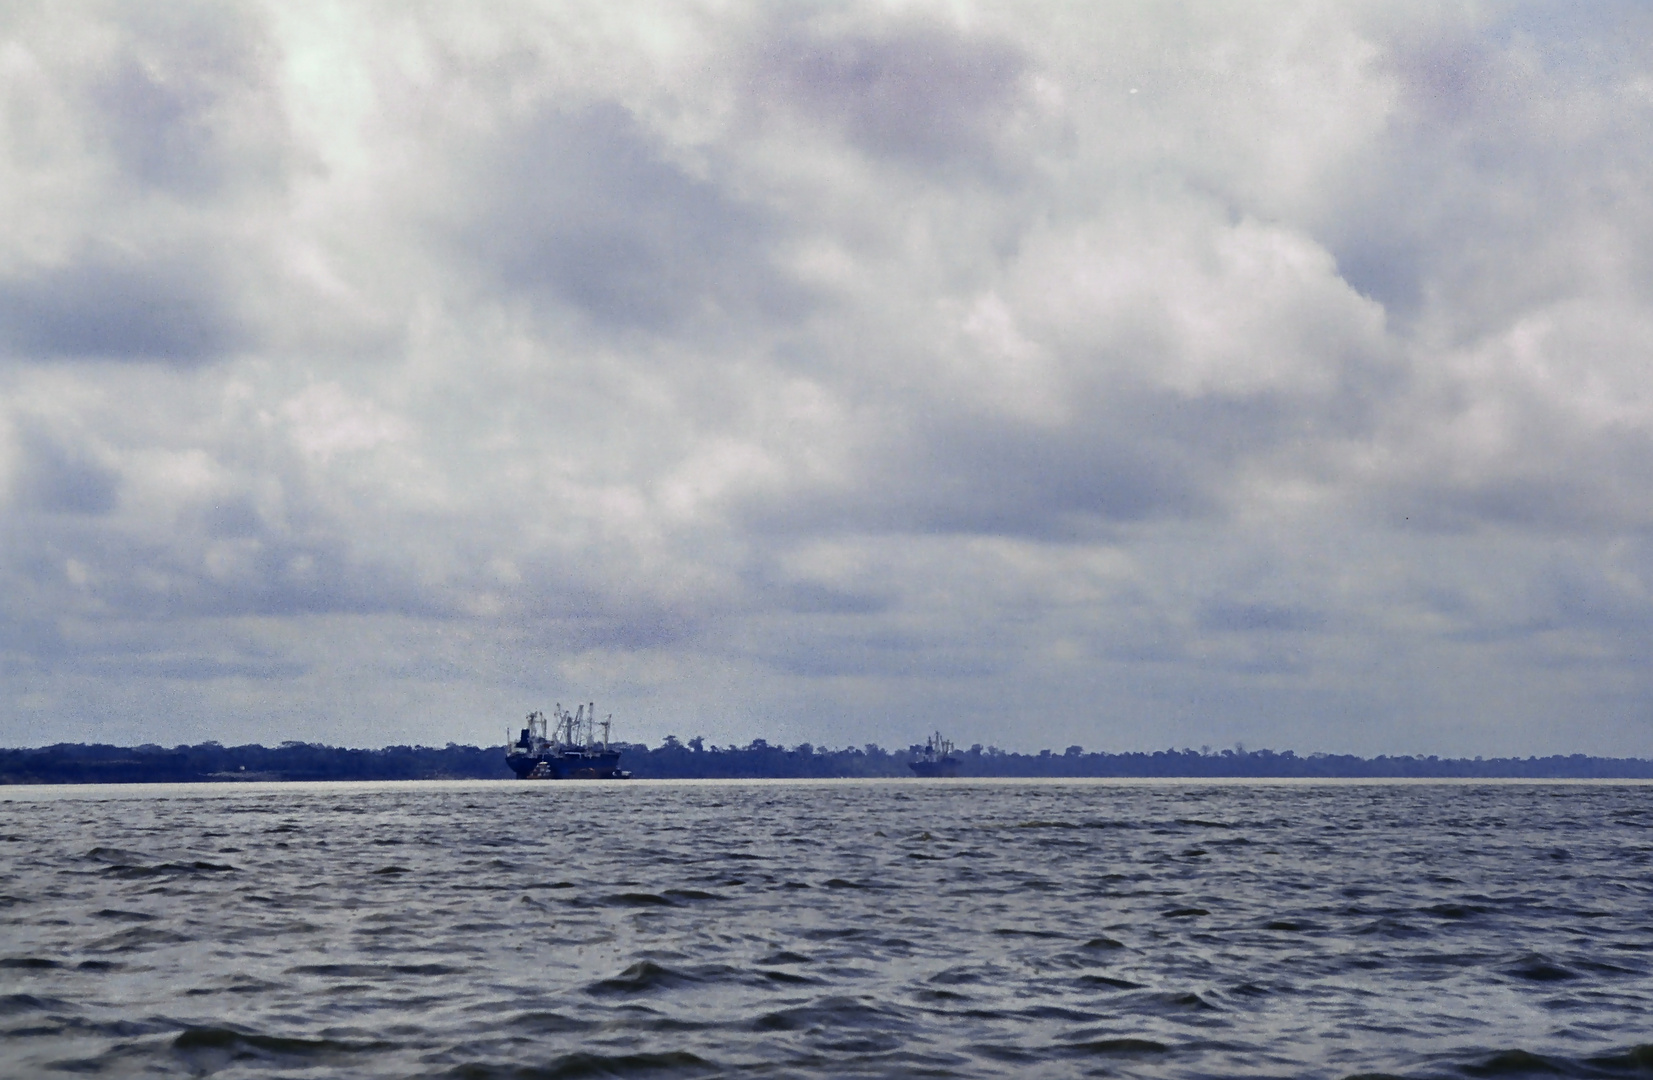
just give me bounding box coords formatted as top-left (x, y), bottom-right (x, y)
top-left (507, 703), bottom-right (630, 780)
top-left (909, 732), bottom-right (961, 778)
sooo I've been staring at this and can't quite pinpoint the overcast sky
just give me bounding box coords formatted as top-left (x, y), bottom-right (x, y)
top-left (3, 2), bottom-right (1652, 755)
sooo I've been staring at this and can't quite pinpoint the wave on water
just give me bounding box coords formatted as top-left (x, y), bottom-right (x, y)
top-left (438, 1049), bottom-right (719, 1079)
top-left (172, 1026), bottom-right (394, 1064)
top-left (7, 781), bottom-right (1653, 1078)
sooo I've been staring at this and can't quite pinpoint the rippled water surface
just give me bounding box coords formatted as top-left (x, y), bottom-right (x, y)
top-left (4, 779), bottom-right (1653, 1078)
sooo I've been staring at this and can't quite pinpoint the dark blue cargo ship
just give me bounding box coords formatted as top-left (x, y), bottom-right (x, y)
top-left (507, 703), bottom-right (629, 779)
top-left (909, 732), bottom-right (961, 777)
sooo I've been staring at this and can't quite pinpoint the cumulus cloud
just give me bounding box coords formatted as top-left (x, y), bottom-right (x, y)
top-left (2, 1), bottom-right (1652, 755)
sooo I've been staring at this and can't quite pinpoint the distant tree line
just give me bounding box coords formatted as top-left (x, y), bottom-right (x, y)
top-left (0, 741), bottom-right (506, 784)
top-left (4, 738), bottom-right (1653, 784)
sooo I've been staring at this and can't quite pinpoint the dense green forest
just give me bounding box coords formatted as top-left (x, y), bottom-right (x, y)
top-left (3, 738), bottom-right (1651, 783)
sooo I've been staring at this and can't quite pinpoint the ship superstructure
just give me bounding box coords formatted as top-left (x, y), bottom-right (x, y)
top-left (506, 703), bottom-right (628, 779)
top-left (909, 732), bottom-right (961, 778)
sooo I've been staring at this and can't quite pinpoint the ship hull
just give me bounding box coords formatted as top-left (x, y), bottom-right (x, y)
top-left (507, 750), bottom-right (625, 780)
top-left (909, 759), bottom-right (961, 778)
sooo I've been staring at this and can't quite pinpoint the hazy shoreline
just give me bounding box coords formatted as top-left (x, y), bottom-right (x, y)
top-left (5, 740), bottom-right (1652, 785)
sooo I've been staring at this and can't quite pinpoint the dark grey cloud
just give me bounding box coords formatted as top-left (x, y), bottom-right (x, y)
top-left (1199, 600), bottom-right (1326, 635)
top-left (1383, 471), bottom-right (1652, 536)
top-left (751, 15), bottom-right (1032, 175)
top-left (737, 377), bottom-right (1389, 542)
top-left (10, 524), bottom-right (436, 622)
top-left (519, 610), bottom-right (704, 653)
top-left (2, 439), bottom-right (446, 632)
top-left (768, 580), bottom-right (890, 616)
top-left (95, 54), bottom-right (236, 197)
top-left (880, 420), bottom-right (1208, 537)
top-left (87, 654), bottom-right (311, 682)
top-left (85, 2), bottom-right (290, 197)
top-left (760, 626), bottom-right (1004, 680)
top-left (0, 608), bottom-right (71, 671)
top-left (1406, 555), bottom-right (1653, 660)
top-left (1320, 13), bottom-right (1653, 329)
top-left (13, 425), bottom-right (121, 515)
top-left (0, 4), bottom-right (289, 367)
top-left (0, 252), bottom-right (243, 363)
top-left (737, 557), bottom-right (891, 615)
top-left (454, 103), bottom-right (799, 332)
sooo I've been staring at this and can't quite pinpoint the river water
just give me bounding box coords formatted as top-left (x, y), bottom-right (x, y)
top-left (3, 779), bottom-right (1652, 1078)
